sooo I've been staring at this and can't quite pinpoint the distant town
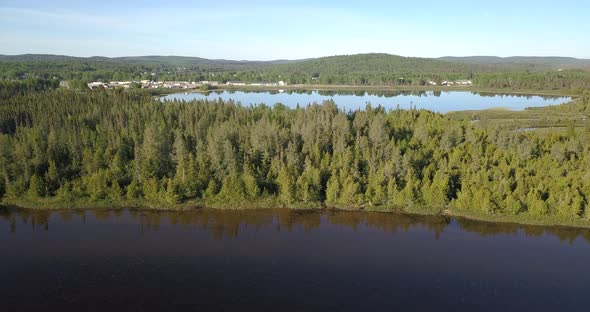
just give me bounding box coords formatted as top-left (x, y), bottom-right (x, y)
top-left (87, 80), bottom-right (289, 90)
top-left (86, 79), bottom-right (475, 90)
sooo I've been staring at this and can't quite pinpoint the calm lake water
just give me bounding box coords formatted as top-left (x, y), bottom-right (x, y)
top-left (162, 90), bottom-right (572, 113)
top-left (1, 207), bottom-right (589, 311)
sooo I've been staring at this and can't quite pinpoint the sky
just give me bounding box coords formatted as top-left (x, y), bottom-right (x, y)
top-left (0, 0), bottom-right (589, 60)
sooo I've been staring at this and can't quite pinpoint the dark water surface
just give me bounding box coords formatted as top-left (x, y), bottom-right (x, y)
top-left (162, 90), bottom-right (572, 113)
top-left (1, 207), bottom-right (589, 311)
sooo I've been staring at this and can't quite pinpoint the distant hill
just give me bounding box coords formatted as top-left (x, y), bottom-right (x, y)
top-left (0, 53), bottom-right (481, 83)
top-left (99, 55), bottom-right (301, 67)
top-left (251, 53), bottom-right (489, 85)
top-left (270, 53), bottom-right (472, 73)
top-left (1, 53), bottom-right (588, 88)
top-left (0, 54), bottom-right (303, 71)
top-left (263, 53), bottom-right (480, 78)
top-left (0, 53), bottom-right (316, 82)
top-left (2, 53), bottom-right (588, 71)
top-left (0, 54), bottom-right (89, 62)
top-left (439, 56), bottom-right (590, 69)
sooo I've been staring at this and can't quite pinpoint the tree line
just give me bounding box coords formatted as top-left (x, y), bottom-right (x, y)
top-left (0, 78), bottom-right (60, 100)
top-left (2, 54), bottom-right (589, 93)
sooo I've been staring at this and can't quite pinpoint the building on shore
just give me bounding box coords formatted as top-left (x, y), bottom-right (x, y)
top-left (226, 81), bottom-right (247, 86)
top-left (87, 82), bottom-right (106, 90)
top-left (88, 80), bottom-right (285, 90)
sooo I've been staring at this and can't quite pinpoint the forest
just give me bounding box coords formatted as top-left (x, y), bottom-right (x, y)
top-left (2, 53), bottom-right (590, 93)
top-left (1, 87), bottom-right (590, 227)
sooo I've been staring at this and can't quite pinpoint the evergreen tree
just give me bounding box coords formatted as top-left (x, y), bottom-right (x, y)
top-left (27, 174), bottom-right (46, 198)
top-left (277, 165), bottom-right (296, 204)
top-left (109, 180), bottom-right (123, 201)
top-left (45, 159), bottom-right (60, 195)
top-left (126, 179), bottom-right (142, 200)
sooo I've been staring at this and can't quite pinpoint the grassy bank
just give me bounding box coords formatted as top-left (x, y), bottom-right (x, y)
top-left (446, 96), bottom-right (590, 130)
top-left (360, 204), bottom-right (590, 229)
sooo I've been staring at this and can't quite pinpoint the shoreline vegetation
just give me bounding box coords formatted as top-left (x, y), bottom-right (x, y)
top-left (2, 90), bottom-right (590, 230)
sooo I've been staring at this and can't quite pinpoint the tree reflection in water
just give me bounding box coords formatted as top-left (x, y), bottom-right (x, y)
top-left (1, 206), bottom-right (589, 244)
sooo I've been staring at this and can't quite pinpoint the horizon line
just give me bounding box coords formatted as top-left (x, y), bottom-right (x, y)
top-left (1, 52), bottom-right (589, 62)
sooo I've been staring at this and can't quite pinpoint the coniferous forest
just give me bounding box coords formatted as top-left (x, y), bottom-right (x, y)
top-left (1, 86), bottom-right (590, 227)
top-left (2, 54), bottom-right (590, 93)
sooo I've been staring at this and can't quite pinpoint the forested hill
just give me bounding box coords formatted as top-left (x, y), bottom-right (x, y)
top-left (1, 53), bottom-right (590, 91)
top-left (0, 54), bottom-right (293, 76)
top-left (439, 56), bottom-right (590, 69)
top-left (0, 53), bottom-right (474, 78)
top-left (258, 53), bottom-right (480, 84)
top-left (5, 53), bottom-right (589, 70)
top-left (266, 53), bottom-right (475, 75)
top-left (258, 53), bottom-right (590, 89)
top-left (0, 54), bottom-right (296, 67)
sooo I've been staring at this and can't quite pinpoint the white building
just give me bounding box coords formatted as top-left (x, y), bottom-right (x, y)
top-left (87, 82), bottom-right (106, 90)
top-left (455, 80), bottom-right (473, 86)
top-left (226, 81), bottom-right (246, 86)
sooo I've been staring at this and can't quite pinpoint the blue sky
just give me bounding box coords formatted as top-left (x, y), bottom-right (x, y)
top-left (0, 0), bottom-right (588, 60)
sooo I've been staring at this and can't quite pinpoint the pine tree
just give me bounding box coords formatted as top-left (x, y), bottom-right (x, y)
top-left (526, 190), bottom-right (548, 216)
top-left (277, 165), bottom-right (295, 204)
top-left (242, 167), bottom-right (260, 199)
top-left (296, 160), bottom-right (321, 203)
top-left (108, 179), bottom-right (123, 201)
top-left (393, 176), bottom-right (420, 207)
top-left (27, 174), bottom-right (46, 198)
top-left (165, 178), bottom-right (181, 204)
top-left (338, 176), bottom-right (363, 206)
top-left (504, 193), bottom-right (523, 215)
top-left (84, 170), bottom-right (109, 201)
top-left (325, 171), bottom-right (341, 204)
top-left (204, 179), bottom-right (219, 199)
top-left (143, 177), bottom-right (161, 203)
top-left (126, 178), bottom-right (142, 199)
top-left (45, 159), bottom-right (60, 195)
top-left (422, 171), bottom-right (449, 208)
top-left (365, 169), bottom-right (387, 205)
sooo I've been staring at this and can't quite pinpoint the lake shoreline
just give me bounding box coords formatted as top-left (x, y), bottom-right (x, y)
top-left (182, 85), bottom-right (581, 98)
top-left (161, 87), bottom-right (573, 114)
top-left (4, 197), bottom-right (590, 231)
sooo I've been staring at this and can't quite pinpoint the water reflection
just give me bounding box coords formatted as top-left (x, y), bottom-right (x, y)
top-left (162, 90), bottom-right (571, 113)
top-left (2, 206), bottom-right (589, 244)
top-left (214, 89), bottom-right (566, 100)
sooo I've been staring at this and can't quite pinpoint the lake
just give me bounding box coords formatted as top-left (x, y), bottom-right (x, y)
top-left (162, 90), bottom-right (572, 113)
top-left (1, 207), bottom-right (589, 311)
